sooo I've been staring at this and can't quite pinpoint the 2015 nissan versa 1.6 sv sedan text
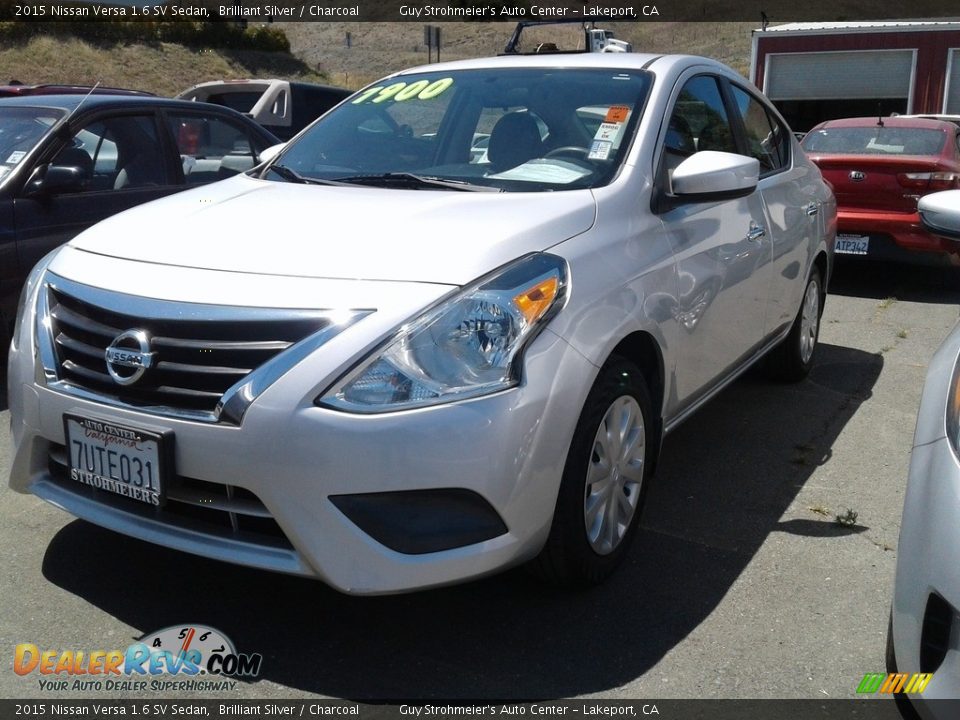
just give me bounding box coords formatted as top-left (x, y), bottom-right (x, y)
top-left (7, 52), bottom-right (836, 594)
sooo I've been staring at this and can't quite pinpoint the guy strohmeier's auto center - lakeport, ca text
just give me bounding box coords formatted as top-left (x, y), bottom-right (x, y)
top-left (396, 4), bottom-right (654, 18)
top-left (15, 1), bottom-right (655, 19)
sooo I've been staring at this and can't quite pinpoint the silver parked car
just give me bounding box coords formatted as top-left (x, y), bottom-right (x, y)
top-left (7, 52), bottom-right (835, 594)
top-left (889, 189), bottom-right (960, 712)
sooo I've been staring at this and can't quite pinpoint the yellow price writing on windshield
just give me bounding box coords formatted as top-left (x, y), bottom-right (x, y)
top-left (352, 78), bottom-right (454, 105)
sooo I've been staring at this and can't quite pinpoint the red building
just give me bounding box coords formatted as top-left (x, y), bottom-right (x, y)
top-left (750, 21), bottom-right (960, 132)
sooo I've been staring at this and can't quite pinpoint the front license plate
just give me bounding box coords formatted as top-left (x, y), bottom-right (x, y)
top-left (64, 415), bottom-right (168, 507)
top-left (836, 235), bottom-right (870, 255)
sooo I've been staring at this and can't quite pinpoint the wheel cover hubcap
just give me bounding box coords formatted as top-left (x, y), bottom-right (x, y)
top-left (800, 279), bottom-right (820, 365)
top-left (584, 395), bottom-right (646, 555)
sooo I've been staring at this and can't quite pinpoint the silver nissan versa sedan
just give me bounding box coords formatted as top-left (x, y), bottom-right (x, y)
top-left (7, 51), bottom-right (836, 594)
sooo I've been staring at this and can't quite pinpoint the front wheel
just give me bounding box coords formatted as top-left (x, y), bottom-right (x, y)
top-left (531, 357), bottom-right (654, 585)
top-left (766, 266), bottom-right (823, 382)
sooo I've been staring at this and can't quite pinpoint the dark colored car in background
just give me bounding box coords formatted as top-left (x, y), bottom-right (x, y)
top-left (177, 79), bottom-right (351, 141)
top-left (0, 83), bottom-right (153, 97)
top-left (801, 116), bottom-right (960, 265)
top-left (0, 94), bottom-right (279, 343)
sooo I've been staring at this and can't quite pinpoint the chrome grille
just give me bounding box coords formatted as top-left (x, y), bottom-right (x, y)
top-left (42, 280), bottom-right (339, 420)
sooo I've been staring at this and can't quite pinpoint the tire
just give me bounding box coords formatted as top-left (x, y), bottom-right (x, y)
top-left (531, 357), bottom-right (654, 586)
top-left (886, 610), bottom-right (897, 673)
top-left (887, 610), bottom-right (924, 720)
top-left (765, 266), bottom-right (823, 382)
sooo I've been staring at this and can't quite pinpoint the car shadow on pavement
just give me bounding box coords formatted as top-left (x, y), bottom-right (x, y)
top-left (40, 342), bottom-right (883, 701)
top-left (830, 258), bottom-right (960, 304)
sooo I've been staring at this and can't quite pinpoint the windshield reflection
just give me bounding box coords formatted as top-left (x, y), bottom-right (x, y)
top-left (267, 68), bottom-right (651, 193)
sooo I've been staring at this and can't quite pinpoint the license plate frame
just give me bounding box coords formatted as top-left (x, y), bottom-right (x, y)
top-left (835, 234), bottom-right (870, 255)
top-left (63, 414), bottom-right (172, 507)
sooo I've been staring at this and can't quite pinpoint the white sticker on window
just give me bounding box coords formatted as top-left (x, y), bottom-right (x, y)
top-left (588, 140), bottom-right (613, 160)
top-left (593, 122), bottom-right (623, 144)
top-left (6, 151), bottom-right (26, 164)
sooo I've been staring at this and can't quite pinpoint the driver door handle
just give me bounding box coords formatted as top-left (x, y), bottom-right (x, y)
top-left (747, 221), bottom-right (766, 242)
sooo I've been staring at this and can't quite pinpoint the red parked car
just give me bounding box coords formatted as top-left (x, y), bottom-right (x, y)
top-left (802, 116), bottom-right (960, 265)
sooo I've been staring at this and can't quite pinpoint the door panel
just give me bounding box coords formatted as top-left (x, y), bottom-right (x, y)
top-left (659, 74), bottom-right (773, 410)
top-left (728, 83), bottom-right (821, 337)
top-left (662, 195), bottom-right (771, 405)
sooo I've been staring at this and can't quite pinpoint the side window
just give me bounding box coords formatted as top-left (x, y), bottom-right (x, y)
top-left (661, 75), bottom-right (736, 183)
top-left (731, 85), bottom-right (789, 175)
top-left (670, 76), bottom-right (737, 156)
top-left (52, 115), bottom-right (168, 192)
top-left (167, 113), bottom-right (258, 185)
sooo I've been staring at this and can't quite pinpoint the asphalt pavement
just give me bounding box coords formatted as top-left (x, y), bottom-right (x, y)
top-left (1, 260), bottom-right (958, 702)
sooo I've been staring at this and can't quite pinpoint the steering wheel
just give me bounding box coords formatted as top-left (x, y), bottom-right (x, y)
top-left (545, 146), bottom-right (591, 159)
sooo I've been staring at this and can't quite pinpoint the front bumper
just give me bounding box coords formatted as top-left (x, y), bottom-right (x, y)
top-left (8, 268), bottom-right (596, 595)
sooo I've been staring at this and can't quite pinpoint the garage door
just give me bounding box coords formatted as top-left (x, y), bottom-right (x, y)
top-left (765, 50), bottom-right (914, 102)
top-left (946, 50), bottom-right (960, 113)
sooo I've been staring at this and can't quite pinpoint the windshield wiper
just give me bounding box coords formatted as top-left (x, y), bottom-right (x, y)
top-left (265, 164), bottom-right (349, 186)
top-left (333, 172), bottom-right (501, 192)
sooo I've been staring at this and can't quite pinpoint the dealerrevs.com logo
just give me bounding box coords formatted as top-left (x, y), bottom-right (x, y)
top-left (14, 624), bottom-right (262, 692)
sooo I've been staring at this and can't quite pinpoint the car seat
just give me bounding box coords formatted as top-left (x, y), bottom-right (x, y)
top-left (487, 112), bottom-right (544, 172)
top-left (114, 153), bottom-right (166, 189)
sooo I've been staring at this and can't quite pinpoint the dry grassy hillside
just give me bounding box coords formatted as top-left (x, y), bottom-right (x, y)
top-left (0, 34), bottom-right (326, 96)
top-left (281, 22), bottom-right (757, 90)
top-left (0, 22), bottom-right (756, 96)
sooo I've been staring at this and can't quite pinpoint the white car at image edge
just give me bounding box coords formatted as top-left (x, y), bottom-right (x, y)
top-left (889, 189), bottom-right (960, 713)
top-left (7, 51), bottom-right (835, 594)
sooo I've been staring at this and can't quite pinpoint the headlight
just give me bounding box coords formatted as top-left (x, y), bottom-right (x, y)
top-left (319, 253), bottom-right (568, 413)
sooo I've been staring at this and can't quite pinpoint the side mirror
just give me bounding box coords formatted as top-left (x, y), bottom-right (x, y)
top-left (671, 151), bottom-right (760, 201)
top-left (257, 143), bottom-right (286, 165)
top-left (23, 164), bottom-right (85, 198)
top-left (918, 190), bottom-right (960, 242)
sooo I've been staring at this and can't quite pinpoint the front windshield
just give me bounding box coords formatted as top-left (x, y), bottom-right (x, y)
top-left (0, 106), bottom-right (64, 184)
top-left (267, 68), bottom-right (651, 192)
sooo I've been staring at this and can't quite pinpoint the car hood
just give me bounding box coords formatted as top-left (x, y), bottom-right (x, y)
top-left (68, 174), bottom-right (597, 286)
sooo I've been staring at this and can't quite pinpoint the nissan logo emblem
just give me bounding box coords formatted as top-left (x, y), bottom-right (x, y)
top-left (105, 329), bottom-right (156, 386)
top-left (849, 171), bottom-right (866, 182)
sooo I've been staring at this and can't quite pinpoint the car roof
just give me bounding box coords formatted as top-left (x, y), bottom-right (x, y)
top-left (812, 116), bottom-right (959, 131)
top-left (391, 51), bottom-right (717, 74)
top-left (0, 94), bottom-right (230, 111)
top-left (382, 52), bottom-right (749, 89)
top-left (0, 93), bottom-right (281, 143)
top-left (896, 114), bottom-right (960, 127)
top-left (180, 79), bottom-right (351, 93)
top-left (0, 84), bottom-right (152, 97)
